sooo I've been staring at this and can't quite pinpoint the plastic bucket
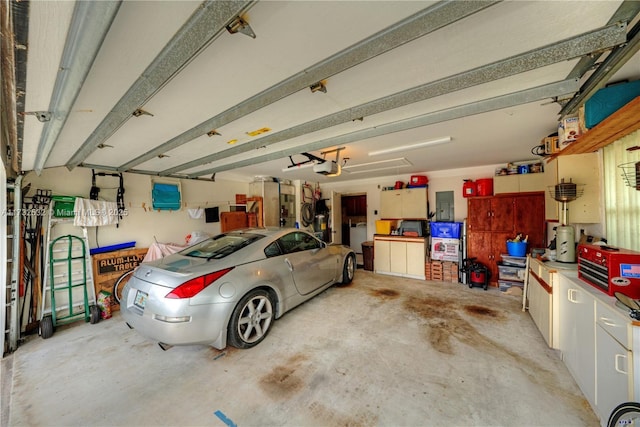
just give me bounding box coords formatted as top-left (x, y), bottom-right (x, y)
top-left (506, 241), bottom-right (527, 257)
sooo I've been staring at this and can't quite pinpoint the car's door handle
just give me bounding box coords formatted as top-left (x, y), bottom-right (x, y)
top-left (285, 258), bottom-right (293, 272)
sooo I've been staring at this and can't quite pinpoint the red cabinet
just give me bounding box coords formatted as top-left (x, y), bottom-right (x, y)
top-left (467, 193), bottom-right (545, 284)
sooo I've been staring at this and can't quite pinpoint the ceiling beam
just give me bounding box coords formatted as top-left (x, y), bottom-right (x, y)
top-left (65, 0), bottom-right (257, 170)
top-left (560, 19), bottom-right (640, 117)
top-left (182, 78), bottom-right (580, 178)
top-left (117, 0), bottom-right (501, 171)
top-left (563, 0), bottom-right (640, 82)
top-left (162, 23), bottom-right (626, 175)
top-left (32, 0), bottom-right (122, 175)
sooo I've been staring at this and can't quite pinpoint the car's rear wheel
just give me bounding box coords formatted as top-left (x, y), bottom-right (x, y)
top-left (228, 289), bottom-right (274, 349)
top-left (339, 254), bottom-right (356, 285)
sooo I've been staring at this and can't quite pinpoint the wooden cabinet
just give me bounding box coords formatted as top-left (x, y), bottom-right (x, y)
top-left (343, 195), bottom-right (367, 216)
top-left (221, 211), bottom-right (248, 232)
top-left (374, 236), bottom-right (426, 279)
top-left (467, 193), bottom-right (544, 283)
top-left (380, 188), bottom-right (427, 219)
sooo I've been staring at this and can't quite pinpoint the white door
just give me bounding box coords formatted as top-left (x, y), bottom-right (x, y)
top-left (331, 191), bottom-right (342, 244)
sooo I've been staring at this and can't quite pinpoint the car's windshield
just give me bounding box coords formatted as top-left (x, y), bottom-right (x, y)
top-left (180, 233), bottom-right (264, 259)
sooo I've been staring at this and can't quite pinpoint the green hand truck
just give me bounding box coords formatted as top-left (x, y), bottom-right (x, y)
top-left (40, 234), bottom-right (100, 339)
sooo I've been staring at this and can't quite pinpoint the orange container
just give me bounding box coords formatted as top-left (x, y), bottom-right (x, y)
top-left (476, 178), bottom-right (494, 196)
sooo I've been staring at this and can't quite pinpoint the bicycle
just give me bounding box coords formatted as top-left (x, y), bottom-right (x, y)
top-left (112, 269), bottom-right (135, 304)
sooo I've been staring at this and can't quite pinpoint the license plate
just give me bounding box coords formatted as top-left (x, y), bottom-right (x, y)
top-left (134, 290), bottom-right (148, 309)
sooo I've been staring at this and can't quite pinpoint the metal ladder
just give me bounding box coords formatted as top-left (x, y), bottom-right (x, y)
top-left (40, 199), bottom-right (97, 331)
top-left (4, 177), bottom-right (21, 354)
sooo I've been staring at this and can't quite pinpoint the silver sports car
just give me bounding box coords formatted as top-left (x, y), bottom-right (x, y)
top-left (120, 228), bottom-right (356, 349)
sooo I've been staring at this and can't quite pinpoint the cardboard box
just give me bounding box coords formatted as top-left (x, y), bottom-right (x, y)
top-left (431, 237), bottom-right (460, 262)
top-left (92, 247), bottom-right (148, 311)
top-left (558, 116), bottom-right (581, 149)
top-left (543, 136), bottom-right (559, 154)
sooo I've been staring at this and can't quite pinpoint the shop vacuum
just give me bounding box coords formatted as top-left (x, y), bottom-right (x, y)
top-left (461, 258), bottom-right (490, 290)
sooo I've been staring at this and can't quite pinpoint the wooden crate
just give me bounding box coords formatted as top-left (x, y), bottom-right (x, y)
top-left (426, 260), bottom-right (458, 283)
top-left (430, 261), bottom-right (443, 281)
top-left (92, 248), bottom-right (148, 311)
top-left (442, 261), bottom-right (459, 283)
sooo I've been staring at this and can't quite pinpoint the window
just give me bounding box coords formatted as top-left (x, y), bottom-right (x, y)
top-left (264, 242), bottom-right (282, 258)
top-left (278, 232), bottom-right (321, 254)
top-left (181, 232), bottom-right (264, 259)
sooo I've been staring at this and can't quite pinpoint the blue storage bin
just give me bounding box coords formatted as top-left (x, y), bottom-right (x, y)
top-left (430, 222), bottom-right (462, 239)
top-left (585, 80), bottom-right (640, 128)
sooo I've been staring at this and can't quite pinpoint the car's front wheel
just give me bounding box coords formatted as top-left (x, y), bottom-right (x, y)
top-left (228, 289), bottom-right (274, 349)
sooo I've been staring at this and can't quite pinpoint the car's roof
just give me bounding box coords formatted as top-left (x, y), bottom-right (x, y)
top-left (227, 227), bottom-right (307, 239)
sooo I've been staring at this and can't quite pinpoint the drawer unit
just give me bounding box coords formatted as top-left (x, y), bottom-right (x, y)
top-left (596, 299), bottom-right (631, 349)
top-left (498, 263), bottom-right (526, 282)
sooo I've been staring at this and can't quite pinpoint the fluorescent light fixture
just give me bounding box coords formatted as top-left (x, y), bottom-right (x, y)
top-left (368, 136), bottom-right (451, 156)
top-left (342, 157), bottom-right (412, 174)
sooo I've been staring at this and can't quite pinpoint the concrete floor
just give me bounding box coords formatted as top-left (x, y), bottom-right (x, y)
top-left (2, 270), bottom-right (599, 427)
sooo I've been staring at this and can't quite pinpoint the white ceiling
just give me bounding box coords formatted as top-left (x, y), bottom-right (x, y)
top-left (15, 0), bottom-right (640, 183)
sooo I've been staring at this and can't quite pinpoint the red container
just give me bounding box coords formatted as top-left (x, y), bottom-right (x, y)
top-left (463, 180), bottom-right (477, 197)
top-left (394, 181), bottom-right (404, 190)
top-left (410, 175), bottom-right (428, 186)
top-left (476, 178), bottom-right (494, 196)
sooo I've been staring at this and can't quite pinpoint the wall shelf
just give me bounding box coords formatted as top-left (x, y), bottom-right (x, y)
top-left (548, 96), bottom-right (640, 160)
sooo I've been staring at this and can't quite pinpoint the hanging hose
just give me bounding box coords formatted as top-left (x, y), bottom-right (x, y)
top-left (301, 202), bottom-right (314, 227)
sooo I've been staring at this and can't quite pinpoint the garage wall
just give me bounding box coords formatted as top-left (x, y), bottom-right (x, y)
top-left (320, 164), bottom-right (501, 241)
top-left (23, 167), bottom-right (249, 249)
top-left (603, 130), bottom-right (640, 251)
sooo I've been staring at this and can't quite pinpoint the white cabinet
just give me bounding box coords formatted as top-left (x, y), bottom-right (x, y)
top-left (373, 236), bottom-right (426, 279)
top-left (406, 242), bottom-right (427, 277)
top-left (374, 239), bottom-right (391, 272)
top-left (389, 241), bottom-right (407, 274)
top-left (249, 180), bottom-right (280, 227)
top-left (559, 273), bottom-right (596, 406)
top-left (380, 188), bottom-right (427, 219)
top-left (595, 300), bottom-right (633, 425)
top-left (527, 258), bottom-right (562, 349)
top-left (494, 171), bottom-right (547, 194)
top-left (527, 269), bottom-right (552, 346)
top-left (557, 273), bottom-right (636, 426)
top-left (545, 153), bottom-right (602, 223)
